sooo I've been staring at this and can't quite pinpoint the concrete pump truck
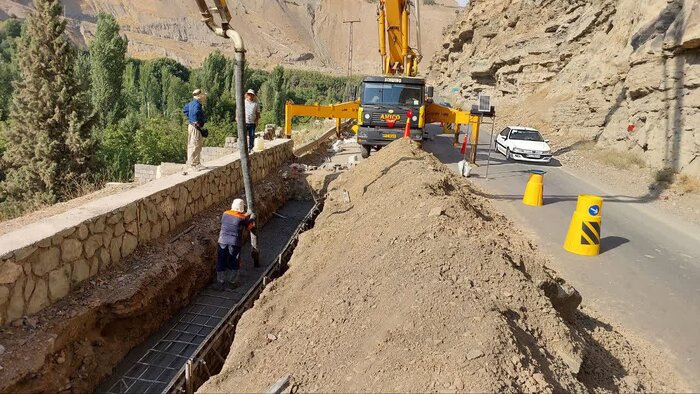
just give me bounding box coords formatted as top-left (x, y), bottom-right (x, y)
top-left (285, 0), bottom-right (476, 159)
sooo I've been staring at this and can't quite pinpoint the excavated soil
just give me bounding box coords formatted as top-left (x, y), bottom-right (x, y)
top-left (199, 139), bottom-right (687, 393)
top-left (0, 172), bottom-right (291, 393)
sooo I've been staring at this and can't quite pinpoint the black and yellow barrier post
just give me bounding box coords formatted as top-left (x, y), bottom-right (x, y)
top-left (563, 195), bottom-right (603, 256)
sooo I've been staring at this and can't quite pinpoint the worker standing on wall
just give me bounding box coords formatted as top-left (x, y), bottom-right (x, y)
top-left (244, 89), bottom-right (260, 150)
top-left (215, 198), bottom-right (256, 290)
top-left (182, 89), bottom-right (207, 172)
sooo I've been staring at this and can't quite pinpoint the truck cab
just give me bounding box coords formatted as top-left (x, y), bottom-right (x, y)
top-left (355, 76), bottom-right (425, 158)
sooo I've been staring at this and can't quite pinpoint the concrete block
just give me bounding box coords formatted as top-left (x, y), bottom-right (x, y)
top-left (0, 285), bottom-right (9, 305)
top-left (48, 265), bottom-right (71, 301)
top-left (7, 277), bottom-right (25, 322)
top-left (34, 247), bottom-right (60, 277)
top-left (23, 275), bottom-right (35, 301)
top-left (26, 278), bottom-right (48, 314)
top-left (110, 235), bottom-right (123, 263)
top-left (61, 239), bottom-right (83, 263)
top-left (0, 261), bottom-right (23, 284)
top-left (124, 203), bottom-right (138, 223)
top-left (72, 259), bottom-right (90, 284)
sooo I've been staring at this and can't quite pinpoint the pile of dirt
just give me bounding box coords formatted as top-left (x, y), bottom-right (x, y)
top-left (199, 139), bottom-right (687, 393)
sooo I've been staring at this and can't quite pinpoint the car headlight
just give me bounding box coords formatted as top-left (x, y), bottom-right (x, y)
top-left (512, 147), bottom-right (526, 154)
top-left (364, 114), bottom-right (370, 120)
top-left (542, 150), bottom-right (551, 155)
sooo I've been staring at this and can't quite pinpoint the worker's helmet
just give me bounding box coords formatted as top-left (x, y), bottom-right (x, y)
top-left (231, 198), bottom-right (246, 213)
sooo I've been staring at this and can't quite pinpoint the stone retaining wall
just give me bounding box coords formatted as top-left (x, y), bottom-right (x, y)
top-left (0, 139), bottom-right (294, 326)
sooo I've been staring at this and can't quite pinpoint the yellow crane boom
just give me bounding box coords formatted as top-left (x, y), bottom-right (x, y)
top-left (277, 0), bottom-right (480, 162)
top-left (378, 0), bottom-right (421, 77)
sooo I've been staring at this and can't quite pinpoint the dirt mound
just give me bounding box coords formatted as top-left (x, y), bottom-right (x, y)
top-left (199, 140), bottom-right (686, 393)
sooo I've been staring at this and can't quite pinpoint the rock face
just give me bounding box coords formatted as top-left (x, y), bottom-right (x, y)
top-left (429, 0), bottom-right (700, 176)
top-left (0, 0), bottom-right (462, 73)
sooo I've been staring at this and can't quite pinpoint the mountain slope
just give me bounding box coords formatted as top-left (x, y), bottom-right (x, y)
top-left (0, 0), bottom-right (462, 73)
top-left (428, 0), bottom-right (699, 176)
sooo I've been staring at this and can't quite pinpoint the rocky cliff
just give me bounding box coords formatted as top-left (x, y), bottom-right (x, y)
top-left (0, 0), bottom-right (462, 74)
top-left (429, 0), bottom-right (700, 176)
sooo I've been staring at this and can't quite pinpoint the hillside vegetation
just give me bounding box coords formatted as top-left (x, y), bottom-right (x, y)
top-left (0, 4), bottom-right (356, 220)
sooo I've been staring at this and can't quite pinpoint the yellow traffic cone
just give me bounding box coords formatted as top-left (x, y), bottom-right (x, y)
top-left (563, 195), bottom-right (603, 256)
top-left (523, 170), bottom-right (545, 207)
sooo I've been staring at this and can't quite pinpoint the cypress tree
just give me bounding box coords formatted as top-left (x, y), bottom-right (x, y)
top-left (89, 13), bottom-right (128, 129)
top-left (269, 66), bottom-right (286, 126)
top-left (1, 0), bottom-right (95, 208)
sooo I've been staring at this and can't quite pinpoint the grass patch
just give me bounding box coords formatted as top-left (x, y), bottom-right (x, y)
top-left (655, 167), bottom-right (676, 183)
top-left (591, 148), bottom-right (646, 170)
top-left (678, 174), bottom-right (700, 194)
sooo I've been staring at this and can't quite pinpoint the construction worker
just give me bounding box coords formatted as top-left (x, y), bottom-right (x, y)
top-left (244, 89), bottom-right (260, 150)
top-left (215, 198), bottom-right (255, 290)
top-left (182, 89), bottom-right (207, 172)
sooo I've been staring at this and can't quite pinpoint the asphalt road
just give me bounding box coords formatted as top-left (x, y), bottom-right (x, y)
top-left (422, 124), bottom-right (700, 389)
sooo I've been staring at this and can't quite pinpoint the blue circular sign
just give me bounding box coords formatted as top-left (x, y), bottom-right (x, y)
top-left (588, 205), bottom-right (600, 216)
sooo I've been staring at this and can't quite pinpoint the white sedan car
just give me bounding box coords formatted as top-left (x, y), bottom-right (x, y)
top-left (494, 126), bottom-right (552, 163)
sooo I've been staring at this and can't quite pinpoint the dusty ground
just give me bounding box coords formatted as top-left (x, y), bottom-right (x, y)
top-left (291, 119), bottom-right (337, 147)
top-left (0, 172), bottom-right (290, 393)
top-left (551, 135), bottom-right (700, 226)
top-left (199, 139), bottom-right (687, 393)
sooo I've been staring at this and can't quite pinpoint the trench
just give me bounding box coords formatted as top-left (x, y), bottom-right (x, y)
top-left (97, 197), bottom-right (320, 393)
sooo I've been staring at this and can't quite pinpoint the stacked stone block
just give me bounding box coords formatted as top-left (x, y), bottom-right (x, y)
top-left (0, 139), bottom-right (294, 326)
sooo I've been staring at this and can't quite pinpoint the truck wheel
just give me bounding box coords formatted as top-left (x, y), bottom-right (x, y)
top-left (360, 144), bottom-right (371, 159)
top-left (375, 146), bottom-right (382, 151)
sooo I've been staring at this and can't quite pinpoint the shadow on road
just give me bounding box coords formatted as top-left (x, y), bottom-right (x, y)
top-left (424, 134), bottom-right (673, 206)
top-left (600, 236), bottom-right (630, 254)
top-left (464, 190), bottom-right (669, 206)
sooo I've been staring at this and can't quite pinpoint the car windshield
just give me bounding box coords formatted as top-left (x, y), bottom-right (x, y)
top-left (510, 129), bottom-right (544, 142)
top-left (361, 82), bottom-right (423, 106)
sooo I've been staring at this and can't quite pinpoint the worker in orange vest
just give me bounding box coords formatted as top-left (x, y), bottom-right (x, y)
top-left (215, 198), bottom-right (255, 290)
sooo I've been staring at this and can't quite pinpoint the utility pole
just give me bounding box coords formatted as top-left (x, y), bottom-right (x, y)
top-left (343, 19), bottom-right (361, 77)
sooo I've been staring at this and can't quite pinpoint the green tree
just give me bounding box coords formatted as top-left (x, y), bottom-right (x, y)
top-left (97, 114), bottom-right (138, 180)
top-left (89, 13), bottom-right (128, 129)
top-left (0, 19), bottom-right (23, 121)
top-left (122, 59), bottom-right (140, 114)
top-left (139, 57), bottom-right (189, 117)
top-left (134, 116), bottom-right (186, 165)
top-left (162, 72), bottom-right (190, 119)
top-left (268, 66), bottom-right (286, 126)
top-left (192, 50), bottom-right (230, 121)
top-left (1, 0), bottom-right (95, 209)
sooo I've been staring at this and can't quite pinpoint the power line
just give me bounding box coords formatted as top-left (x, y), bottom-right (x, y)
top-left (343, 19), bottom-right (361, 77)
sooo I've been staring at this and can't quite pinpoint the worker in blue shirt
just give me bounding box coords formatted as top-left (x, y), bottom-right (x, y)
top-left (182, 89), bottom-right (207, 172)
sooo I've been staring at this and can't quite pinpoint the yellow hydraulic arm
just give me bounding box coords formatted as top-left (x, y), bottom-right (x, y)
top-left (377, 0), bottom-right (421, 77)
top-left (284, 100), bottom-right (359, 138)
top-left (284, 0), bottom-right (420, 138)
